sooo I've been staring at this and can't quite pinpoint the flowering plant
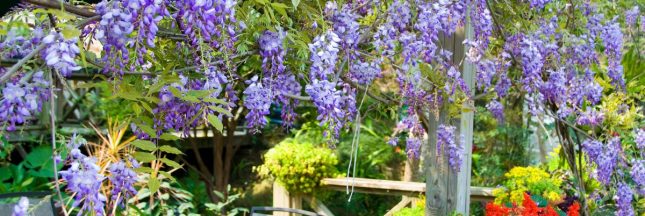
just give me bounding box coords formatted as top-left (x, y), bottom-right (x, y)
top-left (492, 166), bottom-right (564, 205)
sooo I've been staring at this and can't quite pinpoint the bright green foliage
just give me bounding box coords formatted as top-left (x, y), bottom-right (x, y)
top-left (492, 166), bottom-right (564, 205)
top-left (258, 139), bottom-right (340, 194)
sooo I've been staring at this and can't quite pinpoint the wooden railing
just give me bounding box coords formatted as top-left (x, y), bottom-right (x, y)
top-left (272, 178), bottom-right (495, 216)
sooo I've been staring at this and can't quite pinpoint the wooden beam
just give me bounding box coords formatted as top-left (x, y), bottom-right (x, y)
top-left (319, 178), bottom-right (494, 201)
top-left (456, 3), bottom-right (476, 214)
top-left (303, 196), bottom-right (334, 216)
top-left (384, 197), bottom-right (413, 216)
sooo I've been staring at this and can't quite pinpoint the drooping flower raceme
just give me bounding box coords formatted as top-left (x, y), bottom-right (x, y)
top-left (486, 100), bottom-right (504, 121)
top-left (42, 32), bottom-right (81, 77)
top-left (174, 0), bottom-right (239, 65)
top-left (615, 182), bottom-right (635, 216)
top-left (132, 0), bottom-right (170, 65)
top-left (308, 30), bottom-right (341, 80)
top-left (95, 0), bottom-right (135, 76)
top-left (60, 135), bottom-right (107, 216)
top-left (437, 124), bottom-right (463, 172)
top-left (631, 160), bottom-right (645, 189)
top-left (108, 161), bottom-right (138, 207)
top-left (601, 20), bottom-right (625, 89)
top-left (11, 197), bottom-right (28, 216)
top-left (243, 76), bottom-right (272, 133)
top-left (596, 137), bottom-right (621, 185)
top-left (581, 138), bottom-right (603, 162)
top-left (305, 80), bottom-right (344, 140)
top-left (0, 71), bottom-right (50, 131)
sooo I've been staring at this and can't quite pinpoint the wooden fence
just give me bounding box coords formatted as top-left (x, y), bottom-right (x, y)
top-left (272, 178), bottom-right (494, 216)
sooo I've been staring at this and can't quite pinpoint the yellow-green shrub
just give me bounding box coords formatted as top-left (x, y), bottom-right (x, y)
top-left (492, 166), bottom-right (564, 204)
top-left (257, 139), bottom-right (340, 194)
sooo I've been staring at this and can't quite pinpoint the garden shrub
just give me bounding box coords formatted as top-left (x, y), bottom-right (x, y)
top-left (258, 138), bottom-right (340, 194)
top-left (492, 166), bottom-right (564, 204)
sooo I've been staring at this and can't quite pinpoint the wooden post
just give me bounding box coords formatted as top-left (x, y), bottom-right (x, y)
top-left (425, 110), bottom-right (456, 216)
top-left (456, 3), bottom-right (475, 214)
top-left (426, 3), bottom-right (474, 215)
top-left (273, 182), bottom-right (302, 216)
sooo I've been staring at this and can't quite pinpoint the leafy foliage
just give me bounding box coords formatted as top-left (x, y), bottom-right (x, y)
top-left (258, 137), bottom-right (340, 194)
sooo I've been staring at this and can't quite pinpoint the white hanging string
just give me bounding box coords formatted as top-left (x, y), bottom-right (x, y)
top-left (346, 83), bottom-right (370, 201)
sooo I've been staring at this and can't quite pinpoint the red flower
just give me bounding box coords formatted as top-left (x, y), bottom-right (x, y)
top-left (485, 203), bottom-right (511, 216)
top-left (521, 193), bottom-right (539, 216)
top-left (543, 206), bottom-right (558, 216)
top-left (567, 202), bottom-right (580, 216)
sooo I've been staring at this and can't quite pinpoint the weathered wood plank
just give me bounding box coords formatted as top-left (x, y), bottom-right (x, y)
top-left (456, 4), bottom-right (476, 214)
top-left (273, 182), bottom-right (302, 216)
top-left (303, 196), bottom-right (334, 216)
top-left (319, 178), bottom-right (494, 201)
top-left (384, 197), bottom-right (413, 216)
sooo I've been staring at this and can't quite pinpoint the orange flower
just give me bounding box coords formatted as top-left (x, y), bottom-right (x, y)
top-left (521, 193), bottom-right (539, 216)
top-left (485, 202), bottom-right (511, 216)
top-left (567, 202), bottom-right (580, 216)
top-left (543, 206), bottom-right (559, 216)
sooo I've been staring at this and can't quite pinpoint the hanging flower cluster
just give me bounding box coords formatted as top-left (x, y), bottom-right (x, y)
top-left (0, 71), bottom-right (50, 131)
top-left (59, 134), bottom-right (107, 216)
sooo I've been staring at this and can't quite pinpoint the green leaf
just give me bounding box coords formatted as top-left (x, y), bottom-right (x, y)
top-left (208, 114), bottom-right (224, 132)
top-left (133, 152), bottom-right (156, 163)
top-left (137, 123), bottom-right (158, 138)
top-left (61, 25), bottom-right (80, 40)
top-left (291, 0), bottom-right (300, 9)
top-left (134, 167), bottom-right (154, 173)
top-left (160, 158), bottom-right (182, 169)
top-left (131, 140), bottom-right (157, 152)
top-left (187, 90), bottom-right (212, 98)
top-left (149, 177), bottom-right (161, 193)
top-left (159, 133), bottom-right (180, 141)
top-left (209, 106), bottom-right (233, 117)
top-left (159, 171), bottom-right (176, 182)
top-left (0, 167), bottom-right (11, 182)
top-left (25, 147), bottom-right (51, 168)
top-left (203, 97), bottom-right (228, 105)
top-left (168, 86), bottom-right (182, 98)
top-left (271, 3), bottom-right (289, 17)
top-left (159, 145), bottom-right (184, 155)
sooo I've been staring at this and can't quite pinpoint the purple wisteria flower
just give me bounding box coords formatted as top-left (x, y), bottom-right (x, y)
top-left (601, 20), bottom-right (625, 88)
top-left (631, 160), bottom-right (645, 189)
top-left (243, 76), bottom-right (272, 133)
top-left (625, 6), bottom-right (639, 28)
top-left (132, 0), bottom-right (170, 65)
top-left (11, 197), bottom-right (28, 216)
top-left (305, 80), bottom-right (343, 138)
top-left (153, 81), bottom-right (202, 136)
top-left (42, 32), bottom-right (81, 77)
top-left (349, 59), bottom-right (381, 85)
top-left (406, 137), bottom-right (422, 158)
top-left (259, 30), bottom-right (286, 78)
top-left (108, 161), bottom-right (138, 207)
top-left (60, 134), bottom-right (106, 216)
top-left (308, 30), bottom-right (341, 80)
top-left (0, 71), bottom-right (50, 131)
top-left (330, 5), bottom-right (360, 50)
top-left (596, 137), bottom-right (621, 185)
top-left (582, 138), bottom-right (603, 162)
top-left (96, 0), bottom-right (135, 76)
top-left (437, 124), bottom-right (463, 172)
top-left (486, 100), bottom-right (504, 121)
top-left (576, 107), bottom-right (604, 126)
top-left (615, 182), bottom-right (635, 216)
top-left (528, 0), bottom-right (551, 9)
